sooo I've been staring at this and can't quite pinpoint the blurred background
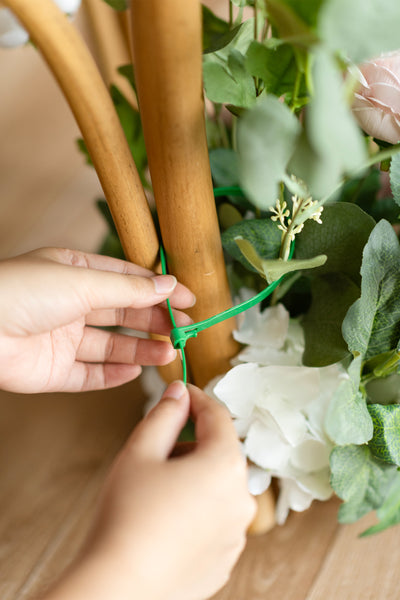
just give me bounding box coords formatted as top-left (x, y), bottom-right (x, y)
top-left (0, 0), bottom-right (229, 260)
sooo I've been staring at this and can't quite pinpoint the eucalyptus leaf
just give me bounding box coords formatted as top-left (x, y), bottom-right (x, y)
top-left (302, 273), bottom-right (360, 367)
top-left (389, 153), bottom-right (400, 208)
top-left (235, 237), bottom-right (326, 282)
top-left (294, 50), bottom-right (367, 199)
top-left (237, 94), bottom-right (301, 209)
top-left (319, 0), bottom-right (400, 63)
top-left (330, 444), bottom-right (396, 523)
top-left (246, 41), bottom-right (301, 97)
top-left (368, 404), bottom-right (400, 466)
top-left (203, 51), bottom-right (256, 107)
top-left (343, 220), bottom-right (400, 360)
top-left (362, 472), bottom-right (400, 536)
top-left (210, 149), bottom-right (240, 187)
top-left (325, 356), bottom-right (373, 445)
top-left (222, 218), bottom-right (282, 272)
top-left (295, 203), bottom-right (375, 286)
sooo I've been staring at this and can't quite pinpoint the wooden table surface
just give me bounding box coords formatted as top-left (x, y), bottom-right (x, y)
top-left (0, 6), bottom-right (399, 600)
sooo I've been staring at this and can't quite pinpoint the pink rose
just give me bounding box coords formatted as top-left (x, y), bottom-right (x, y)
top-left (352, 51), bottom-right (400, 144)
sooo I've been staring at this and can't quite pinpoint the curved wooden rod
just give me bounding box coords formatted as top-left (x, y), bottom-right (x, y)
top-left (3, 0), bottom-right (159, 269)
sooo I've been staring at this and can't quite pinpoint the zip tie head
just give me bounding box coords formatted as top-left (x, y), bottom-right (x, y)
top-left (170, 326), bottom-right (198, 349)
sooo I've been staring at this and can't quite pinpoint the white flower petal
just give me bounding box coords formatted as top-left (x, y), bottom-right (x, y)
top-left (54, 0), bottom-right (81, 13)
top-left (245, 420), bottom-right (291, 470)
top-left (262, 394), bottom-right (308, 446)
top-left (213, 362), bottom-right (261, 419)
top-left (0, 8), bottom-right (28, 48)
top-left (247, 465), bottom-right (272, 495)
top-left (257, 366), bottom-right (320, 411)
top-left (289, 439), bottom-right (330, 472)
top-left (234, 303), bottom-right (289, 349)
top-left (295, 468), bottom-right (333, 501)
top-left (276, 479), bottom-right (314, 524)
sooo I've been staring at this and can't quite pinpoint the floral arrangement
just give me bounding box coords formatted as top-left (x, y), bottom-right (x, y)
top-left (4, 0), bottom-right (400, 536)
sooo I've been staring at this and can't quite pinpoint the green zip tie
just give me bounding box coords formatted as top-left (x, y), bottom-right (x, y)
top-left (160, 185), bottom-right (293, 384)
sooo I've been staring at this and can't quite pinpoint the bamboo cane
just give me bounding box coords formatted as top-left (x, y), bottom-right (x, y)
top-left (3, 0), bottom-right (158, 270)
top-left (130, 0), bottom-right (240, 388)
top-left (83, 0), bottom-right (138, 110)
top-left (130, 0), bottom-right (276, 531)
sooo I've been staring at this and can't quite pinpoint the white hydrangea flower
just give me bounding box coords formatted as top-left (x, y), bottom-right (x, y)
top-left (0, 1), bottom-right (81, 48)
top-left (213, 302), bottom-right (345, 524)
top-left (233, 295), bottom-right (304, 366)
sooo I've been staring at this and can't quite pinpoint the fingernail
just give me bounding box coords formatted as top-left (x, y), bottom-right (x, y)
top-left (163, 380), bottom-right (187, 400)
top-left (188, 293), bottom-right (197, 307)
top-left (153, 275), bottom-right (177, 295)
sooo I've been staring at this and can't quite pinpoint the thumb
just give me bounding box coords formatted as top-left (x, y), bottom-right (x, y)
top-left (130, 381), bottom-right (190, 460)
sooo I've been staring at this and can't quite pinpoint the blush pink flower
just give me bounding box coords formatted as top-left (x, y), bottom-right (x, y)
top-left (352, 51), bottom-right (400, 144)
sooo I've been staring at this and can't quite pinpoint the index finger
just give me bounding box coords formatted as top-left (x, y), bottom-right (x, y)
top-left (188, 384), bottom-right (240, 454)
top-left (34, 247), bottom-right (196, 309)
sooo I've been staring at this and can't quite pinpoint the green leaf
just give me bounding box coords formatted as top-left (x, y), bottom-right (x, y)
top-left (368, 404), bottom-right (400, 466)
top-left (117, 64), bottom-right (137, 92)
top-left (218, 203), bottom-right (242, 229)
top-left (96, 199), bottom-right (117, 235)
top-left (291, 50), bottom-right (367, 199)
top-left (343, 220), bottom-right (400, 360)
top-left (265, 0), bottom-right (318, 46)
top-left (362, 472), bottom-right (400, 536)
top-left (202, 6), bottom-right (233, 53)
top-left (76, 138), bottom-right (93, 167)
top-left (237, 94), bottom-right (301, 209)
top-left (302, 273), bottom-right (360, 366)
top-left (330, 444), bottom-right (396, 523)
top-left (101, 0), bottom-right (128, 11)
top-left (235, 236), bottom-right (326, 282)
top-left (390, 153), bottom-right (400, 208)
top-left (295, 202), bottom-right (375, 286)
top-left (110, 85), bottom-right (147, 185)
top-left (319, 0), bottom-right (400, 63)
top-left (325, 356), bottom-right (373, 445)
top-left (210, 149), bottom-right (240, 187)
top-left (222, 218), bottom-right (282, 271)
top-left (203, 18), bottom-right (254, 62)
top-left (203, 50), bottom-right (256, 107)
top-left (246, 41), bottom-right (300, 97)
top-left (280, 0), bottom-right (325, 28)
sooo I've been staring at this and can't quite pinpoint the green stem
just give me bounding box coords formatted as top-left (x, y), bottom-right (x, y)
top-left (280, 195), bottom-right (304, 261)
top-left (234, 5), bottom-right (244, 26)
top-left (290, 69), bottom-right (302, 113)
top-left (229, 0), bottom-right (233, 28)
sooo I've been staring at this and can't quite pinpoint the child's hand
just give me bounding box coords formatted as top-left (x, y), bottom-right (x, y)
top-left (0, 247), bottom-right (195, 393)
top-left (46, 382), bottom-right (256, 600)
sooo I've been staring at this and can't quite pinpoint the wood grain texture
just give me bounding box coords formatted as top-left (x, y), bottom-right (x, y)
top-left (130, 0), bottom-right (240, 388)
